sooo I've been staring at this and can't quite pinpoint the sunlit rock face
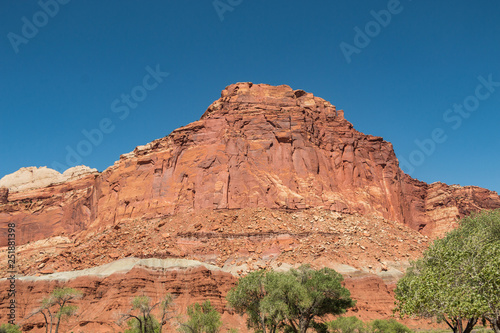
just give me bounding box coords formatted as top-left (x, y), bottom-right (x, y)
top-left (1, 82), bottom-right (499, 248)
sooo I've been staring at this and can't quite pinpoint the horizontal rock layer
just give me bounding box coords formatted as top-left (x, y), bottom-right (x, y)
top-left (0, 264), bottom-right (237, 333)
top-left (0, 260), bottom-right (431, 332)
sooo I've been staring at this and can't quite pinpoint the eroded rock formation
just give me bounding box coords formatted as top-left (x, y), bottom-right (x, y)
top-left (1, 83), bottom-right (498, 246)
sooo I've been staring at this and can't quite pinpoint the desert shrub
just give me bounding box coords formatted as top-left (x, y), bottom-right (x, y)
top-left (0, 323), bottom-right (21, 333)
top-left (328, 316), bottom-right (367, 333)
top-left (369, 319), bottom-right (412, 333)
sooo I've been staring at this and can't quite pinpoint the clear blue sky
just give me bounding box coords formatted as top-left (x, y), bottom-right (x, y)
top-left (1, 0), bottom-right (499, 193)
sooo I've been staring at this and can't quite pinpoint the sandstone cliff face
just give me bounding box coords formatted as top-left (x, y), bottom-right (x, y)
top-left (85, 82), bottom-right (500, 237)
top-left (98, 83), bottom-right (400, 224)
top-left (1, 82), bottom-right (499, 247)
top-left (87, 82), bottom-right (500, 237)
top-left (0, 174), bottom-right (96, 246)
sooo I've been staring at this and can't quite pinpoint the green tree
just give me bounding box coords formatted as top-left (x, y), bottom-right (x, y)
top-left (27, 287), bottom-right (83, 333)
top-left (119, 294), bottom-right (174, 333)
top-left (226, 270), bottom-right (283, 333)
top-left (395, 209), bottom-right (500, 333)
top-left (178, 300), bottom-right (222, 333)
top-left (124, 316), bottom-right (160, 333)
top-left (0, 323), bottom-right (21, 333)
top-left (227, 265), bottom-right (355, 333)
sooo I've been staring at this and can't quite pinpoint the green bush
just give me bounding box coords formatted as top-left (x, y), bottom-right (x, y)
top-left (326, 317), bottom-right (412, 333)
top-left (328, 316), bottom-right (367, 333)
top-left (0, 323), bottom-right (21, 333)
top-left (369, 319), bottom-right (412, 333)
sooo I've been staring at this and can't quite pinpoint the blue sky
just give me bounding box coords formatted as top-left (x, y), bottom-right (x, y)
top-left (1, 0), bottom-right (499, 193)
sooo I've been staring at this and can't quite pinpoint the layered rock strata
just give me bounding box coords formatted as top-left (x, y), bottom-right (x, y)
top-left (1, 83), bottom-right (499, 246)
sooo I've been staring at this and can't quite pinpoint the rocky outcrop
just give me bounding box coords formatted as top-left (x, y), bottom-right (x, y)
top-left (0, 166), bottom-right (97, 192)
top-left (1, 83), bottom-right (499, 248)
top-left (0, 187), bottom-right (8, 204)
top-left (422, 182), bottom-right (500, 236)
top-left (0, 174), bottom-right (96, 246)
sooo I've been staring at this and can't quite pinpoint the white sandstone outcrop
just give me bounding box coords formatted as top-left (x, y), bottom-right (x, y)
top-left (0, 166), bottom-right (98, 192)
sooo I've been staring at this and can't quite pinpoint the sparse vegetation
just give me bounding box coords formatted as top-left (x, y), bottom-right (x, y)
top-left (27, 287), bottom-right (83, 333)
top-left (118, 294), bottom-right (174, 333)
top-left (327, 316), bottom-right (412, 333)
top-left (13, 212), bottom-right (500, 333)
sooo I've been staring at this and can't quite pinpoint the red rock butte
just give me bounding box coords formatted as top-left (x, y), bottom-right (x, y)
top-left (1, 82), bottom-right (500, 332)
top-left (1, 82), bottom-right (499, 247)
